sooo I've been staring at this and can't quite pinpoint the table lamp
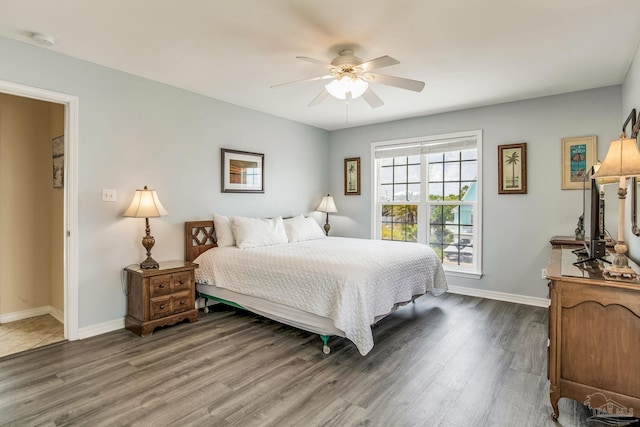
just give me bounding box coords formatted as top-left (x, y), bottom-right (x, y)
top-left (316, 194), bottom-right (337, 236)
top-left (592, 134), bottom-right (640, 279)
top-left (123, 186), bottom-right (168, 269)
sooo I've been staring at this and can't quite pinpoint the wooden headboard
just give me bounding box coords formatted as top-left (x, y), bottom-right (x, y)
top-left (185, 220), bottom-right (217, 262)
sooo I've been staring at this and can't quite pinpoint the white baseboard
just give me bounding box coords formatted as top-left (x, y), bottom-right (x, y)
top-left (0, 306), bottom-right (58, 323)
top-left (78, 318), bottom-right (125, 340)
top-left (49, 306), bottom-right (64, 323)
top-left (447, 285), bottom-right (550, 308)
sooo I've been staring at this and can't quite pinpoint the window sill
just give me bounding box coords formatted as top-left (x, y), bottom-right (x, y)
top-left (443, 269), bottom-right (483, 280)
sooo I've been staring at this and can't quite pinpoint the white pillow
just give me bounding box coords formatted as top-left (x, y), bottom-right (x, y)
top-left (231, 216), bottom-right (288, 249)
top-left (284, 214), bottom-right (305, 222)
top-left (284, 216), bottom-right (326, 243)
top-left (213, 213), bottom-right (235, 247)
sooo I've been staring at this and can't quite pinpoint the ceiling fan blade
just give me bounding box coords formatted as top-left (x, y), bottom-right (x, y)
top-left (364, 72), bottom-right (425, 92)
top-left (270, 74), bottom-right (333, 89)
top-left (361, 87), bottom-right (384, 108)
top-left (308, 88), bottom-right (329, 107)
top-left (296, 56), bottom-right (328, 66)
top-left (359, 55), bottom-right (400, 72)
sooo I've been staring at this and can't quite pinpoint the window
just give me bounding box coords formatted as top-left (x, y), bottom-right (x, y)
top-left (372, 131), bottom-right (482, 277)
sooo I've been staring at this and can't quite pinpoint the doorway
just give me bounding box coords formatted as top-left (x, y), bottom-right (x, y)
top-left (0, 80), bottom-right (79, 353)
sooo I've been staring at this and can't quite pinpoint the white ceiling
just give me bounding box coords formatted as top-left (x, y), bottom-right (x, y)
top-left (1, 0), bottom-right (640, 131)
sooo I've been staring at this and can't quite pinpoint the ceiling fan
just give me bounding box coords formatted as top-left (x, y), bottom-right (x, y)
top-left (271, 49), bottom-right (425, 108)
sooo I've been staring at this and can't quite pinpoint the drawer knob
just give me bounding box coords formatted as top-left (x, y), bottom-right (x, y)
top-left (160, 305), bottom-right (165, 309)
top-left (159, 284), bottom-right (165, 288)
top-left (179, 280), bottom-right (185, 284)
top-left (180, 300), bottom-right (185, 305)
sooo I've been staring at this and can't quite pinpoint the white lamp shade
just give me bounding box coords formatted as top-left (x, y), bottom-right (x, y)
top-left (316, 195), bottom-right (338, 213)
top-left (123, 186), bottom-right (168, 218)
top-left (591, 163), bottom-right (619, 185)
top-left (592, 137), bottom-right (640, 180)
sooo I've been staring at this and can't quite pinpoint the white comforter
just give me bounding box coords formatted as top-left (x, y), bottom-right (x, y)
top-left (194, 237), bottom-right (447, 355)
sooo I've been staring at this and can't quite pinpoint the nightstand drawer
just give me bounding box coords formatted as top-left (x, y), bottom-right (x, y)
top-left (149, 276), bottom-right (172, 297)
top-left (150, 292), bottom-right (192, 320)
top-left (173, 271), bottom-right (192, 293)
top-left (171, 292), bottom-right (192, 314)
top-left (150, 296), bottom-right (172, 319)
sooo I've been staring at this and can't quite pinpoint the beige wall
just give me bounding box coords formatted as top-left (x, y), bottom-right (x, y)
top-left (0, 93), bottom-right (63, 316)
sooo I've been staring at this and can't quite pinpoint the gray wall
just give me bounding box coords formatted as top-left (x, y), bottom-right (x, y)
top-left (0, 37), bottom-right (329, 328)
top-left (1, 32), bottom-right (636, 330)
top-left (328, 86), bottom-right (622, 299)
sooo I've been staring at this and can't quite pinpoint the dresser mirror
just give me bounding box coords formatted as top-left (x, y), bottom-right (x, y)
top-left (633, 175), bottom-right (640, 236)
top-left (626, 109), bottom-right (640, 236)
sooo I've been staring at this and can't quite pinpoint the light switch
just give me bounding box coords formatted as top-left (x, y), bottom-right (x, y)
top-left (102, 189), bottom-right (117, 202)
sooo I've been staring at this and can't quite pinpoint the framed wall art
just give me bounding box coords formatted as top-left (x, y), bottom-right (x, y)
top-left (498, 143), bottom-right (527, 194)
top-left (221, 148), bottom-right (264, 193)
top-left (52, 135), bottom-right (64, 188)
top-left (561, 136), bottom-right (597, 190)
top-left (344, 157), bottom-right (361, 195)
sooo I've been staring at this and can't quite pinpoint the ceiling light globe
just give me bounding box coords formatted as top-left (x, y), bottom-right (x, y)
top-left (350, 78), bottom-right (369, 99)
top-left (326, 76), bottom-right (369, 100)
top-left (326, 79), bottom-right (346, 99)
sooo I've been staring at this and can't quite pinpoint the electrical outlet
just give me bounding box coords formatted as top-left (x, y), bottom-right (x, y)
top-left (541, 268), bottom-right (547, 280)
top-left (102, 189), bottom-right (117, 202)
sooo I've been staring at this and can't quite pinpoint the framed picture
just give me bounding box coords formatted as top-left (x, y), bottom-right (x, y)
top-left (344, 157), bottom-right (361, 195)
top-left (221, 148), bottom-right (264, 193)
top-left (52, 135), bottom-right (64, 188)
top-left (498, 143), bottom-right (527, 194)
top-left (561, 136), bottom-right (597, 190)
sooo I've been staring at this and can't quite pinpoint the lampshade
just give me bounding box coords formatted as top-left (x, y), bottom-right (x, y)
top-left (316, 195), bottom-right (338, 213)
top-left (123, 186), bottom-right (168, 218)
top-left (592, 137), bottom-right (640, 180)
top-left (591, 163), bottom-right (620, 185)
top-left (326, 77), bottom-right (368, 100)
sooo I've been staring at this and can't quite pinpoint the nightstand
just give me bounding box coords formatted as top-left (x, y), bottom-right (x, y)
top-left (125, 260), bottom-right (199, 336)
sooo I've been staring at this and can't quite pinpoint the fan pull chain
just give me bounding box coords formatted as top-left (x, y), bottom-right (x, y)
top-left (345, 100), bottom-right (349, 124)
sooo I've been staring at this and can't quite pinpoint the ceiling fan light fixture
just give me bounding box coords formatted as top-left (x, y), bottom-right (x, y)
top-left (326, 76), bottom-right (368, 100)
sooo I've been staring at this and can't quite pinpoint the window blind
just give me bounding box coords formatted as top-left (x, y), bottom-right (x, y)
top-left (374, 136), bottom-right (477, 159)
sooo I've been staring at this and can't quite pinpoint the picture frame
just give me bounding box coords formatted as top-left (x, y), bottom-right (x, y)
top-left (498, 143), bottom-right (527, 194)
top-left (221, 148), bottom-right (264, 193)
top-left (344, 157), bottom-right (361, 195)
top-left (52, 135), bottom-right (64, 188)
top-left (561, 136), bottom-right (597, 190)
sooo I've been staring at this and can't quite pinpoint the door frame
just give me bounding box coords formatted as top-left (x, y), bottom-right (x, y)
top-left (0, 79), bottom-right (79, 340)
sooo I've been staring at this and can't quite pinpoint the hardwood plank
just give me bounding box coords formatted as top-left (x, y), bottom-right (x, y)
top-left (0, 293), bottom-right (607, 426)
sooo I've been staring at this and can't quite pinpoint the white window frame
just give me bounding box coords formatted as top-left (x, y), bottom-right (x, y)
top-left (371, 130), bottom-right (483, 279)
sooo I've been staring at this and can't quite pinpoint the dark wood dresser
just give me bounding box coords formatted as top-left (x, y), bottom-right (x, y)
top-left (546, 245), bottom-right (640, 420)
top-left (125, 260), bottom-right (199, 336)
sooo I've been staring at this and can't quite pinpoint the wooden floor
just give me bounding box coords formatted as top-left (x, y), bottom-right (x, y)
top-left (0, 293), bottom-right (601, 426)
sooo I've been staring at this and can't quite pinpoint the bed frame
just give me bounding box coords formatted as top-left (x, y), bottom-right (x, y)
top-left (185, 220), bottom-right (334, 354)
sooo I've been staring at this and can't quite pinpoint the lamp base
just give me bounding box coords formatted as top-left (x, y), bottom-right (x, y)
top-left (140, 255), bottom-right (159, 269)
top-left (602, 242), bottom-right (638, 280)
top-left (603, 264), bottom-right (637, 280)
top-left (140, 225), bottom-right (159, 268)
top-left (323, 212), bottom-right (330, 236)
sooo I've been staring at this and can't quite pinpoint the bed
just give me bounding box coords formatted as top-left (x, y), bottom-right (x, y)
top-left (185, 217), bottom-right (447, 355)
